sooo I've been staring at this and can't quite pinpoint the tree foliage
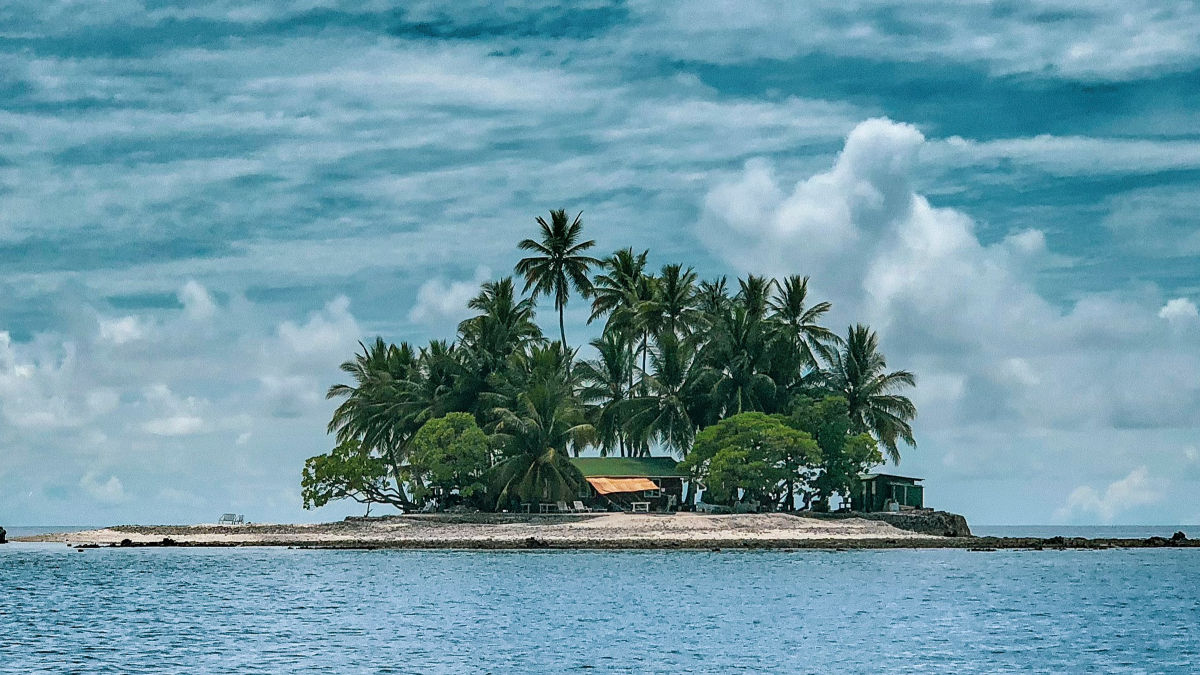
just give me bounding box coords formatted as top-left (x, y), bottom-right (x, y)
top-left (303, 209), bottom-right (917, 513)
top-left (681, 413), bottom-right (819, 505)
top-left (410, 413), bottom-right (491, 504)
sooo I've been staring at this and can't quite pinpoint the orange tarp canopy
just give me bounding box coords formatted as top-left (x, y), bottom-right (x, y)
top-left (585, 477), bottom-right (659, 495)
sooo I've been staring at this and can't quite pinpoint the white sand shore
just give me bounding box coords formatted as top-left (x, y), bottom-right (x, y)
top-left (19, 513), bottom-right (945, 549)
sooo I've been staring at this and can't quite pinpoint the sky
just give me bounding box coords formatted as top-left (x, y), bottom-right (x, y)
top-left (2, 1), bottom-right (1199, 526)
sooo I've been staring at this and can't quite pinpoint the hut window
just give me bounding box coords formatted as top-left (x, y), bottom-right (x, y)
top-left (643, 488), bottom-right (661, 498)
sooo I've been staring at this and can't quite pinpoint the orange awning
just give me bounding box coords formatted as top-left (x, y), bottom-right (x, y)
top-left (585, 477), bottom-right (659, 495)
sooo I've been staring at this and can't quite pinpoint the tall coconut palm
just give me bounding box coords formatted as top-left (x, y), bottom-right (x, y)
top-left (649, 263), bottom-right (701, 340)
top-left (326, 338), bottom-right (423, 506)
top-left (589, 248), bottom-right (648, 325)
top-left (768, 275), bottom-right (839, 400)
top-left (736, 274), bottom-right (776, 321)
top-left (590, 248), bottom-right (649, 391)
top-left (490, 379), bottom-right (595, 505)
top-left (830, 324), bottom-right (917, 463)
top-left (697, 277), bottom-right (731, 318)
top-left (769, 275), bottom-right (837, 367)
top-left (622, 332), bottom-right (709, 458)
top-left (458, 278), bottom-right (542, 360)
top-left (515, 209), bottom-right (600, 350)
top-left (576, 331), bottom-right (635, 456)
top-left (702, 305), bottom-right (777, 416)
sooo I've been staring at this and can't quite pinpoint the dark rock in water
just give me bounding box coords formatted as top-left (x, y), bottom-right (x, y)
top-left (1172, 531), bottom-right (1187, 542)
top-left (524, 536), bottom-right (548, 549)
top-left (0, 525), bottom-right (6, 544)
top-left (161, 537), bottom-right (177, 546)
top-left (119, 538), bottom-right (134, 547)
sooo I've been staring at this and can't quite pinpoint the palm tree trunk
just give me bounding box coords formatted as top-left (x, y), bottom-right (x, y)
top-left (558, 304), bottom-right (567, 350)
top-left (640, 329), bottom-right (649, 394)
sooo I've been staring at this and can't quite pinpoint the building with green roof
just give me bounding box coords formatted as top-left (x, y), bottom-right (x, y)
top-left (568, 457), bottom-right (686, 511)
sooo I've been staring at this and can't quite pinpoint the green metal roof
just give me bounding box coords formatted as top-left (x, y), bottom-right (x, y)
top-left (570, 457), bottom-right (686, 478)
top-left (859, 473), bottom-right (923, 482)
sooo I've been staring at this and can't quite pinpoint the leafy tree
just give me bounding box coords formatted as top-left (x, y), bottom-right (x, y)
top-left (681, 413), bottom-right (818, 507)
top-left (515, 209), bottom-right (600, 350)
top-left (789, 396), bottom-right (883, 510)
top-left (302, 440), bottom-right (409, 511)
top-left (409, 413), bottom-right (492, 507)
top-left (829, 324), bottom-right (917, 463)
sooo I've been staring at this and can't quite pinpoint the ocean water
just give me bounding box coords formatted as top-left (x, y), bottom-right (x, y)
top-left (2, 544), bottom-right (1198, 674)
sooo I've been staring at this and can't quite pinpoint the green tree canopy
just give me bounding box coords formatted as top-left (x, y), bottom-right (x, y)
top-left (301, 440), bottom-right (406, 510)
top-left (682, 412), bottom-right (819, 506)
top-left (788, 396), bottom-right (883, 509)
top-left (409, 413), bottom-right (492, 505)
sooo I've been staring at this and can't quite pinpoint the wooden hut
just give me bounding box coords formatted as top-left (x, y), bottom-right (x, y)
top-left (569, 457), bottom-right (687, 512)
top-left (852, 473), bottom-right (924, 512)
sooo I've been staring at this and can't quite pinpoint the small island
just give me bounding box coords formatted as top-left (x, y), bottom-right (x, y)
top-left (19, 212), bottom-right (1191, 552)
top-left (298, 210), bottom-right (921, 525)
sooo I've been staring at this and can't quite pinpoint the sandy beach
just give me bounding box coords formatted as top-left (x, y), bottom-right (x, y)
top-left (19, 513), bottom-right (947, 549)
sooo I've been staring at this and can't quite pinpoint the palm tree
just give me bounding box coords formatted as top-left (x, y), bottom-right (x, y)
top-left (736, 274), bottom-right (776, 321)
top-left (515, 209), bottom-right (600, 350)
top-left (458, 278), bottom-right (542, 361)
top-left (490, 379), bottom-right (595, 505)
top-left (830, 324), bottom-right (917, 463)
top-left (696, 277), bottom-right (731, 319)
top-left (768, 274), bottom-right (839, 395)
top-left (649, 263), bottom-right (701, 340)
top-left (589, 248), bottom-right (648, 325)
top-left (326, 338), bottom-right (422, 507)
top-left (576, 331), bottom-right (635, 456)
top-left (623, 332), bottom-right (709, 458)
top-left (702, 305), bottom-right (777, 416)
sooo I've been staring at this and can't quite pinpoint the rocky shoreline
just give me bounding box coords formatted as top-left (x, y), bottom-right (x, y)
top-left (11, 512), bottom-right (1197, 550)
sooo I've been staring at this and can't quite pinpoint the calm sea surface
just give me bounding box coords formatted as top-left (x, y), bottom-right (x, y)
top-left (2, 544), bottom-right (1198, 673)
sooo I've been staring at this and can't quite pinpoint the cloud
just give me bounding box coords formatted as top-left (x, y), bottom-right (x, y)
top-left (80, 471), bottom-right (127, 504)
top-left (409, 266), bottom-right (491, 324)
top-left (700, 118), bottom-right (1200, 513)
top-left (628, 1), bottom-right (1200, 80)
top-left (1159, 298), bottom-right (1199, 324)
top-left (275, 296), bottom-right (360, 360)
top-left (139, 384), bottom-right (207, 436)
top-left (1055, 467), bottom-right (1162, 523)
top-left (179, 280), bottom-right (217, 320)
top-left (98, 316), bottom-right (149, 344)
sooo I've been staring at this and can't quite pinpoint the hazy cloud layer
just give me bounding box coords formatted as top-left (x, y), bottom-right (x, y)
top-left (2, 1), bottom-right (1199, 524)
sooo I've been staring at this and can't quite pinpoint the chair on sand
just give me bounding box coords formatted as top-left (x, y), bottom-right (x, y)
top-left (556, 501), bottom-right (573, 513)
top-left (572, 501), bottom-right (592, 513)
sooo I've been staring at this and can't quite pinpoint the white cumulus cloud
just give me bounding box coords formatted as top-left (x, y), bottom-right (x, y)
top-left (1159, 298), bottom-right (1199, 324)
top-left (179, 280), bottom-right (217, 320)
top-left (409, 266), bottom-right (491, 324)
top-left (80, 471), bottom-right (127, 504)
top-left (98, 316), bottom-right (148, 345)
top-left (699, 118), bottom-right (1200, 519)
top-left (1055, 467), bottom-right (1162, 523)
